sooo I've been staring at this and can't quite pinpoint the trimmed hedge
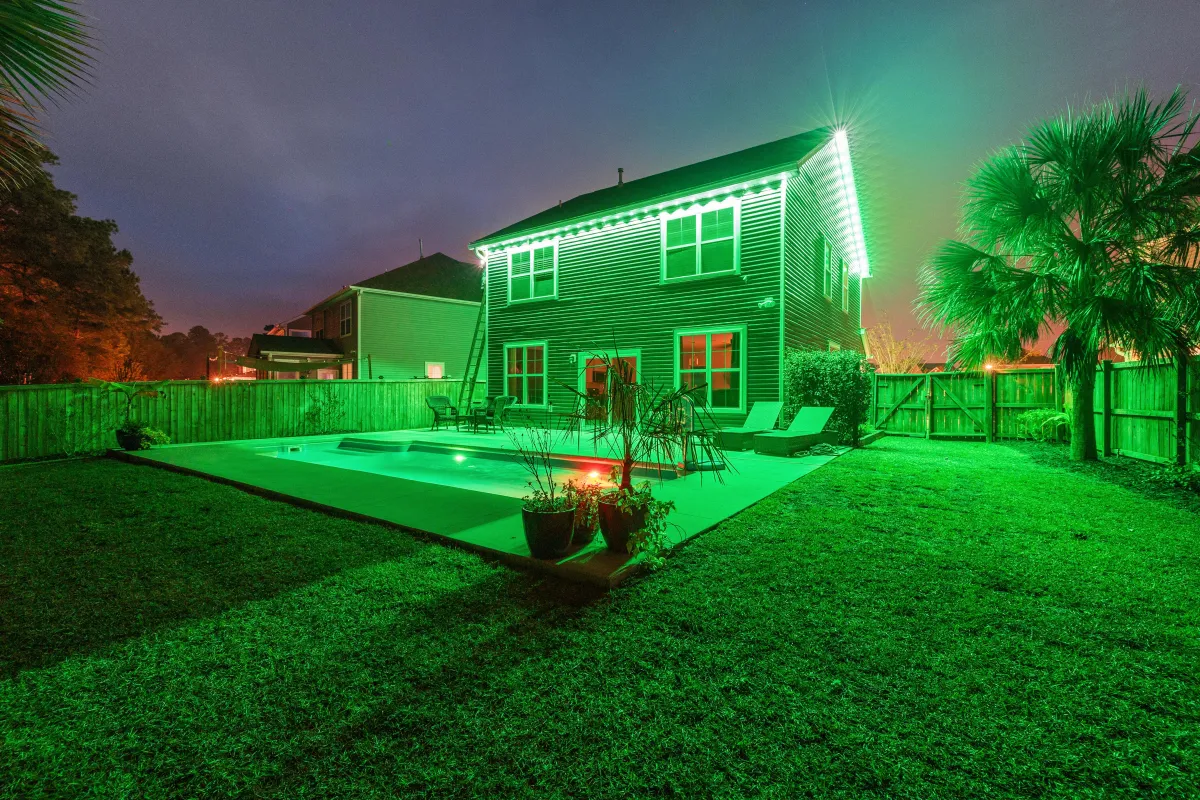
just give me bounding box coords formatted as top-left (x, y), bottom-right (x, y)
top-left (782, 348), bottom-right (872, 445)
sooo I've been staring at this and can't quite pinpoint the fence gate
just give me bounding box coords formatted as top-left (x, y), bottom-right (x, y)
top-left (872, 369), bottom-right (1059, 440)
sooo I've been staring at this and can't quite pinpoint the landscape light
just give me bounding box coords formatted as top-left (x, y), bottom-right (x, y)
top-left (455, 454), bottom-right (465, 463)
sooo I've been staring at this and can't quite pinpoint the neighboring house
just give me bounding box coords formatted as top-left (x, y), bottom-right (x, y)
top-left (302, 252), bottom-right (483, 380)
top-left (468, 127), bottom-right (870, 424)
top-left (246, 335), bottom-right (346, 380)
top-left (265, 314), bottom-right (312, 338)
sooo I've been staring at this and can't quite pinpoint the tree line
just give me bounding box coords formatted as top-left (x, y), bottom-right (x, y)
top-left (0, 153), bottom-right (247, 384)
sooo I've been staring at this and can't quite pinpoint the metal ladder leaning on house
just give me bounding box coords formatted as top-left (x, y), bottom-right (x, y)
top-left (457, 299), bottom-right (486, 411)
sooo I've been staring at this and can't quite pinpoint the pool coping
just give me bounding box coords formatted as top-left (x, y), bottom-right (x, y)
top-left (109, 429), bottom-right (843, 589)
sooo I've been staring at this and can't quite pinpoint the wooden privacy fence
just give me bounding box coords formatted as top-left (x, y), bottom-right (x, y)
top-left (0, 379), bottom-right (459, 463)
top-left (872, 368), bottom-right (1059, 441)
top-left (872, 360), bottom-right (1198, 465)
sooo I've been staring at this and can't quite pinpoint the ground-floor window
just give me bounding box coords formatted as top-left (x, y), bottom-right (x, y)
top-left (341, 362), bottom-right (353, 379)
top-left (505, 342), bottom-right (546, 406)
top-left (425, 361), bottom-right (445, 379)
top-left (676, 329), bottom-right (745, 411)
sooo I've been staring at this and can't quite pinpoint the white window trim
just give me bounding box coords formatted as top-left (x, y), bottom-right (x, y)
top-left (503, 340), bottom-right (549, 408)
top-left (673, 326), bottom-right (747, 414)
top-left (821, 236), bottom-right (833, 300)
top-left (659, 196), bottom-right (741, 283)
top-left (840, 258), bottom-right (850, 312)
top-left (506, 242), bottom-right (558, 304)
top-left (338, 300), bottom-right (352, 337)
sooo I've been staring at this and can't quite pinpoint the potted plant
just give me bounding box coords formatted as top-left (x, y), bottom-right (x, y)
top-left (88, 379), bottom-right (172, 451)
top-left (114, 420), bottom-right (171, 451)
top-left (508, 426), bottom-right (576, 559)
top-left (561, 346), bottom-right (729, 565)
top-left (563, 477), bottom-right (603, 547)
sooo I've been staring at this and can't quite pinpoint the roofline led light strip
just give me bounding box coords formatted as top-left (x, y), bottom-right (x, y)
top-left (474, 174), bottom-right (786, 257)
top-left (833, 129), bottom-right (871, 278)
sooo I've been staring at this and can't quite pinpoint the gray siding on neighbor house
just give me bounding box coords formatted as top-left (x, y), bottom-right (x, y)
top-left (783, 139), bottom-right (864, 353)
top-left (357, 291), bottom-right (481, 382)
top-left (485, 183), bottom-right (785, 425)
top-left (309, 293), bottom-right (359, 376)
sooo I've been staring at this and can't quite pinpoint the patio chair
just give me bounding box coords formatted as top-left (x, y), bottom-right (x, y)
top-left (753, 406), bottom-right (837, 456)
top-left (426, 394), bottom-right (460, 431)
top-left (713, 401), bottom-right (784, 451)
top-left (477, 395), bottom-right (518, 433)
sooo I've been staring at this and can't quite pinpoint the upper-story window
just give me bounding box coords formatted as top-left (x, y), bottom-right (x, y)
top-left (662, 202), bottom-right (738, 281)
top-left (338, 301), bottom-right (352, 336)
top-left (508, 243), bottom-right (556, 303)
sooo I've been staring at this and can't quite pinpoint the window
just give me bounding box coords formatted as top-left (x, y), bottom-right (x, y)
top-left (840, 258), bottom-right (850, 312)
top-left (314, 327), bottom-right (324, 340)
top-left (505, 343), bottom-right (546, 406)
top-left (338, 301), bottom-right (352, 336)
top-left (676, 329), bottom-right (744, 411)
top-left (827, 340), bottom-right (841, 352)
top-left (425, 361), bottom-right (445, 379)
top-left (341, 362), bottom-right (353, 379)
top-left (508, 244), bottom-right (556, 302)
top-left (662, 204), bottom-right (737, 280)
top-left (818, 236), bottom-right (832, 299)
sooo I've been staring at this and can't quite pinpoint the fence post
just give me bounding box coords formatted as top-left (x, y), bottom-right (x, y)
top-left (984, 369), bottom-right (995, 443)
top-left (1101, 359), bottom-right (1113, 458)
top-left (873, 371), bottom-right (883, 429)
top-left (1177, 350), bottom-right (1189, 466)
top-left (924, 373), bottom-right (933, 439)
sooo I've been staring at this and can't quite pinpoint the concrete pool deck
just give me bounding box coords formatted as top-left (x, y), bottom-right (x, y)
top-left (115, 427), bottom-right (842, 587)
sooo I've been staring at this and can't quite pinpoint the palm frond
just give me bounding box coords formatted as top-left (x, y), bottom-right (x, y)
top-left (0, 1), bottom-right (92, 188)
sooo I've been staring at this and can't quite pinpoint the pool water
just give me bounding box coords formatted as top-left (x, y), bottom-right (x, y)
top-left (258, 439), bottom-right (662, 497)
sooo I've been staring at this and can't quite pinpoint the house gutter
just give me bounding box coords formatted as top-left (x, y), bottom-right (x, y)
top-left (469, 164), bottom-right (806, 252)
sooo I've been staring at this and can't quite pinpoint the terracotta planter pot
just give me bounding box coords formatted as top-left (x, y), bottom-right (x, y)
top-left (597, 498), bottom-right (647, 554)
top-left (521, 506), bottom-right (575, 559)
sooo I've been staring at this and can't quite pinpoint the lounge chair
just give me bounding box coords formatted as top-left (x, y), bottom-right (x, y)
top-left (426, 394), bottom-right (460, 431)
top-left (476, 395), bottom-right (517, 433)
top-left (753, 406), bottom-right (837, 456)
top-left (713, 401), bottom-right (784, 451)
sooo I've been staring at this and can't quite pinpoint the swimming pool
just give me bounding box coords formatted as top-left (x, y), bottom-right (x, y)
top-left (259, 438), bottom-right (676, 498)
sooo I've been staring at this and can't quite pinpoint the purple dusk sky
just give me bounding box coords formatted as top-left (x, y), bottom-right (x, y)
top-left (44, 0), bottom-right (1200, 349)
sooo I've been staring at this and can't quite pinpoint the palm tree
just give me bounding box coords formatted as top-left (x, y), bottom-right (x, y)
top-left (919, 88), bottom-right (1200, 461)
top-left (0, 1), bottom-right (92, 188)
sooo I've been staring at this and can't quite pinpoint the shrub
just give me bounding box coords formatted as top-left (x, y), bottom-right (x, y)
top-left (115, 421), bottom-right (170, 450)
top-left (782, 348), bottom-right (872, 446)
top-left (1015, 408), bottom-right (1070, 443)
top-left (1146, 463), bottom-right (1200, 493)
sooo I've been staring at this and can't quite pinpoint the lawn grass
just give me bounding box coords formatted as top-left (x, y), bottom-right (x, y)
top-left (1, 439), bottom-right (1198, 798)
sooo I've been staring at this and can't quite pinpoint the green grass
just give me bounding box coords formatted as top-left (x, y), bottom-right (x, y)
top-left (1, 439), bottom-right (1198, 798)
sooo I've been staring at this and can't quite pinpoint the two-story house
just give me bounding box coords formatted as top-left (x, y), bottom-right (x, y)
top-left (303, 252), bottom-right (483, 380)
top-left (468, 127), bottom-right (870, 424)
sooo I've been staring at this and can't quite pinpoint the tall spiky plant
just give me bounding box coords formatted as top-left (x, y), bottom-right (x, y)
top-left (919, 87), bottom-right (1200, 460)
top-left (0, 1), bottom-right (92, 188)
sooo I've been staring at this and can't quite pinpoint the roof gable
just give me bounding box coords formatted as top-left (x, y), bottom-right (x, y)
top-left (351, 252), bottom-right (481, 301)
top-left (472, 128), bottom-right (832, 247)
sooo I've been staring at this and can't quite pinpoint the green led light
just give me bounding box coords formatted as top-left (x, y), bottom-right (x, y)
top-left (833, 129), bottom-right (870, 278)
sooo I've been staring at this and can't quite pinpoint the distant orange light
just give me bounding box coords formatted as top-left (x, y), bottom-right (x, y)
top-left (211, 376), bottom-right (222, 383)
top-left (984, 363), bottom-right (994, 370)
top-left (588, 470), bottom-right (600, 480)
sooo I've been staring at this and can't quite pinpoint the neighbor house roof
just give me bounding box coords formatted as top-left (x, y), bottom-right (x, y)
top-left (248, 334), bottom-right (343, 358)
top-left (354, 252), bottom-right (481, 300)
top-left (306, 252), bottom-right (482, 314)
top-left (471, 128), bottom-right (833, 248)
